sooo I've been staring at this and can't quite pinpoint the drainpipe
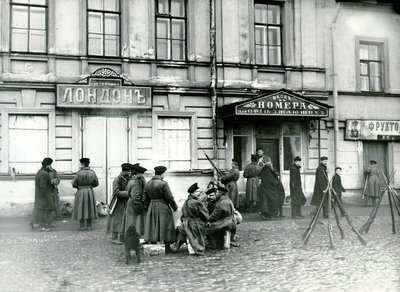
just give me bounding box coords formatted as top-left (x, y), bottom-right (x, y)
top-left (210, 0), bottom-right (219, 177)
top-left (331, 3), bottom-right (341, 168)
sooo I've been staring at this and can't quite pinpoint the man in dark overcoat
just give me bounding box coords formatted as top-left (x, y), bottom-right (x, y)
top-left (220, 159), bottom-right (240, 209)
top-left (174, 183), bottom-right (209, 256)
top-left (110, 163), bottom-right (132, 244)
top-left (332, 166), bottom-right (346, 216)
top-left (290, 156), bottom-right (306, 219)
top-left (243, 154), bottom-right (261, 211)
top-left (71, 158), bottom-right (99, 230)
top-left (206, 186), bottom-right (236, 249)
top-left (49, 166), bottom-right (61, 221)
top-left (124, 164), bottom-right (147, 237)
top-left (258, 157), bottom-right (281, 219)
top-left (143, 166), bottom-right (178, 253)
top-left (34, 157), bottom-right (56, 231)
top-left (364, 160), bottom-right (380, 206)
top-left (310, 156), bottom-right (329, 218)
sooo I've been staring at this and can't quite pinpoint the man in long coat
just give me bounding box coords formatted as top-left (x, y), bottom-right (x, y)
top-left (220, 159), bottom-right (240, 209)
top-left (332, 166), bottom-right (346, 216)
top-left (143, 166), bottom-right (178, 253)
top-left (310, 156), bottom-right (329, 218)
top-left (49, 166), bottom-right (61, 220)
top-left (174, 183), bottom-right (209, 256)
top-left (34, 157), bottom-right (56, 231)
top-left (258, 157), bottom-right (281, 219)
top-left (290, 156), bottom-right (306, 219)
top-left (109, 163), bottom-right (132, 244)
top-left (124, 164), bottom-right (147, 237)
top-left (206, 186), bottom-right (236, 249)
top-left (243, 154), bottom-right (261, 211)
top-left (364, 160), bottom-right (380, 206)
top-left (71, 158), bottom-right (99, 230)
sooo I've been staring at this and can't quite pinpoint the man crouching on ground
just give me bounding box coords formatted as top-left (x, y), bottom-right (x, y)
top-left (205, 185), bottom-right (236, 249)
top-left (174, 183), bottom-right (209, 255)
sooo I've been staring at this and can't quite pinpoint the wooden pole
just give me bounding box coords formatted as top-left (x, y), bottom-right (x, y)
top-left (388, 190), bottom-right (396, 234)
top-left (328, 189), bottom-right (334, 248)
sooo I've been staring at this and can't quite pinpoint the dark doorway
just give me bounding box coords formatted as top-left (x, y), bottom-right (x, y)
top-left (256, 139), bottom-right (280, 172)
top-left (363, 141), bottom-right (388, 186)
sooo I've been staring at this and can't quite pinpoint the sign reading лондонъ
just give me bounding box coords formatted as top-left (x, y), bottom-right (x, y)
top-left (57, 78), bottom-right (151, 109)
top-left (346, 120), bottom-right (400, 141)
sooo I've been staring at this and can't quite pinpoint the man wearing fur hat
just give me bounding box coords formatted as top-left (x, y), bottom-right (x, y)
top-left (220, 159), bottom-right (240, 209)
top-left (143, 166), bottom-right (178, 253)
top-left (109, 163), bottom-right (132, 244)
top-left (33, 157), bottom-right (56, 231)
top-left (174, 183), bottom-right (209, 255)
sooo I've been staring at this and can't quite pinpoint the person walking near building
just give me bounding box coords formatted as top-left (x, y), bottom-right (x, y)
top-left (71, 158), bottom-right (99, 231)
top-left (364, 160), bottom-right (380, 206)
top-left (258, 157), bottom-right (281, 219)
top-left (33, 157), bottom-right (56, 231)
top-left (290, 156), bottom-right (306, 219)
top-left (109, 163), bottom-right (132, 244)
top-left (143, 166), bottom-right (178, 254)
top-left (332, 167), bottom-right (346, 217)
top-left (174, 183), bottom-right (209, 255)
top-left (124, 164), bottom-right (147, 238)
top-left (220, 159), bottom-right (240, 209)
top-left (310, 156), bottom-right (329, 219)
top-left (243, 154), bottom-right (261, 212)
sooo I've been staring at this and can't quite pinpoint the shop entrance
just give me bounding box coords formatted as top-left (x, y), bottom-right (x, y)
top-left (81, 116), bottom-right (129, 203)
top-left (363, 141), bottom-right (388, 187)
top-left (256, 139), bottom-right (280, 172)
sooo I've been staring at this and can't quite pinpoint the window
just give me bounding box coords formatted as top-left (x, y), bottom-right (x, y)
top-left (156, 0), bottom-right (186, 60)
top-left (233, 123), bottom-right (253, 171)
top-left (10, 0), bottom-right (47, 52)
top-left (8, 115), bottom-right (49, 173)
top-left (254, 2), bottom-right (282, 65)
top-left (157, 117), bottom-right (191, 170)
top-left (282, 123), bottom-right (302, 171)
top-left (87, 0), bottom-right (120, 56)
top-left (359, 43), bottom-right (383, 92)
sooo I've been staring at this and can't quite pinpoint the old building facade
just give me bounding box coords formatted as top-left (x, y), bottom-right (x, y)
top-left (0, 0), bottom-right (399, 215)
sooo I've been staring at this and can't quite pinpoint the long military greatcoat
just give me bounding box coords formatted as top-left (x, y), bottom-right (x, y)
top-left (124, 174), bottom-right (146, 236)
top-left (243, 162), bottom-right (261, 204)
top-left (310, 163), bottom-right (329, 207)
top-left (35, 167), bottom-right (55, 211)
top-left (178, 194), bottom-right (209, 255)
top-left (110, 173), bottom-right (130, 233)
top-left (257, 165), bottom-right (281, 216)
top-left (143, 175), bottom-right (178, 243)
top-left (290, 164), bottom-right (306, 206)
top-left (206, 194), bottom-right (235, 235)
top-left (71, 166), bottom-right (99, 220)
top-left (365, 164), bottom-right (380, 198)
top-left (221, 167), bottom-right (240, 208)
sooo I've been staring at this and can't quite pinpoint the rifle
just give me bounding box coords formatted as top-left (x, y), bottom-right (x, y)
top-left (196, 140), bottom-right (223, 177)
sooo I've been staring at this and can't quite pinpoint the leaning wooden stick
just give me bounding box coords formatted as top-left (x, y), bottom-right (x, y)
top-left (327, 189), bottom-right (334, 248)
top-left (359, 187), bottom-right (386, 234)
top-left (388, 191), bottom-right (396, 234)
top-left (390, 189), bottom-right (400, 217)
top-left (331, 190), bottom-right (367, 245)
top-left (302, 191), bottom-right (327, 244)
top-left (332, 202), bottom-right (345, 239)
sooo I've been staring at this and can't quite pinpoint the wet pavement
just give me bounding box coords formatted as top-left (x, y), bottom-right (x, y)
top-left (0, 205), bottom-right (399, 292)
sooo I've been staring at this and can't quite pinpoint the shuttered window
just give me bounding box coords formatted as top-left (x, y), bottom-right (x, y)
top-left (157, 117), bottom-right (191, 170)
top-left (8, 115), bottom-right (49, 173)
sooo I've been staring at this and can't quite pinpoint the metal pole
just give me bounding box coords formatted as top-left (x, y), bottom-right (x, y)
top-left (210, 0), bottom-right (218, 179)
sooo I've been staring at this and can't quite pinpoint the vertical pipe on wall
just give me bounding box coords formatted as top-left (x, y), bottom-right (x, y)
top-left (331, 3), bottom-right (341, 168)
top-left (210, 0), bottom-right (219, 176)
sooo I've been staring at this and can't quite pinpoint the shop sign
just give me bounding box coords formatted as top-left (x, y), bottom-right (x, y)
top-left (345, 120), bottom-right (400, 141)
top-left (57, 78), bottom-right (151, 109)
top-left (235, 92), bottom-right (329, 117)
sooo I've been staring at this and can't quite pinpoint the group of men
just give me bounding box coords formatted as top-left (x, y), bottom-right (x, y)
top-left (108, 163), bottom-right (239, 255)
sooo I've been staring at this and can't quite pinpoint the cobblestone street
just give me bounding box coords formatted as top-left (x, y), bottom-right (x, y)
top-left (1, 205), bottom-right (399, 292)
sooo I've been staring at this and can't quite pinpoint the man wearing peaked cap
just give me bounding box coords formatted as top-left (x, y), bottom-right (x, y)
top-left (42, 157), bottom-right (53, 166)
top-left (143, 165), bottom-right (178, 253)
top-left (174, 182), bottom-right (209, 255)
top-left (243, 154), bottom-right (261, 211)
top-left (311, 156), bottom-right (329, 218)
top-left (79, 158), bottom-right (90, 165)
top-left (290, 156), bottom-right (306, 219)
top-left (134, 165), bottom-right (147, 174)
top-left (109, 163), bottom-right (132, 244)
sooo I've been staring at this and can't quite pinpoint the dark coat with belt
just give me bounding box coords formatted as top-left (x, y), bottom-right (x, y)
top-left (310, 163), bottom-right (329, 207)
top-left (332, 174), bottom-right (346, 198)
top-left (143, 175), bottom-right (178, 243)
top-left (206, 194), bottom-right (235, 235)
top-left (243, 162), bottom-right (261, 203)
top-left (290, 164), bottom-right (306, 206)
top-left (71, 167), bottom-right (99, 220)
top-left (221, 167), bottom-right (240, 208)
top-left (34, 167), bottom-right (55, 210)
top-left (178, 194), bottom-right (209, 255)
top-left (124, 174), bottom-right (146, 235)
top-left (365, 164), bottom-right (380, 198)
top-left (110, 172), bottom-right (130, 233)
top-left (258, 165), bottom-right (281, 216)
